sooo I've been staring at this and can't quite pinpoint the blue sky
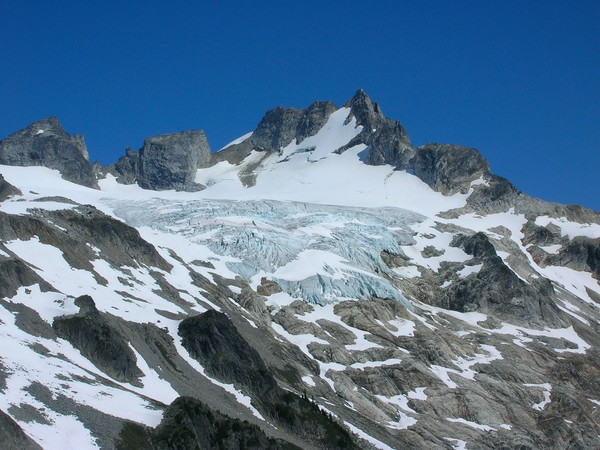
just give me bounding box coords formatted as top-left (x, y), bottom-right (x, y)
top-left (2, 1), bottom-right (599, 211)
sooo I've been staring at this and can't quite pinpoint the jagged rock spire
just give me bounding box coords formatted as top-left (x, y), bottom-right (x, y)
top-left (343, 89), bottom-right (385, 126)
top-left (335, 90), bottom-right (415, 169)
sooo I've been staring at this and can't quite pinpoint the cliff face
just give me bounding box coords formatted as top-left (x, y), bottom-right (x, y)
top-left (107, 129), bottom-right (212, 192)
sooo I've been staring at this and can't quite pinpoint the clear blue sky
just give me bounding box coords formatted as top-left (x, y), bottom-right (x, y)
top-left (2, 1), bottom-right (599, 211)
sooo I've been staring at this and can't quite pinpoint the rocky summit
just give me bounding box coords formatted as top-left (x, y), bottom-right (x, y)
top-left (0, 91), bottom-right (599, 449)
top-left (0, 116), bottom-right (97, 189)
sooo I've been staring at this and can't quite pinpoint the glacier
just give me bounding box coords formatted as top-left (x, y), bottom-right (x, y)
top-left (107, 198), bottom-right (421, 307)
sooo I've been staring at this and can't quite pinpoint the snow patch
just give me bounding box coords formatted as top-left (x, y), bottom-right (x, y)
top-left (524, 383), bottom-right (552, 410)
top-left (539, 244), bottom-right (562, 254)
top-left (351, 359), bottom-right (403, 370)
top-left (535, 216), bottom-right (600, 239)
top-left (218, 131), bottom-right (253, 151)
top-left (407, 387), bottom-right (427, 401)
top-left (302, 375), bottom-right (316, 387)
top-left (343, 420), bottom-right (393, 450)
top-left (444, 438), bottom-right (468, 450)
top-left (457, 263), bottom-right (483, 278)
top-left (447, 417), bottom-right (496, 431)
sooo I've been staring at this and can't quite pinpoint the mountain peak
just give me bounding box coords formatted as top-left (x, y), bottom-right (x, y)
top-left (0, 117), bottom-right (97, 188)
top-left (20, 116), bottom-right (67, 138)
top-left (344, 89), bottom-right (383, 123)
top-left (347, 88), bottom-right (371, 103)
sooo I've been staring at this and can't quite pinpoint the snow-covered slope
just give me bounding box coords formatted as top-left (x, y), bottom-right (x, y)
top-left (1, 93), bottom-right (600, 449)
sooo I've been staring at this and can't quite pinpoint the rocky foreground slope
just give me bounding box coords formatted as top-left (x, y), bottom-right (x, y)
top-left (0, 91), bottom-right (599, 449)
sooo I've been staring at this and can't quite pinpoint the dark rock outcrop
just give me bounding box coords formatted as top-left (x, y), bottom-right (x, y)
top-left (58, 205), bottom-right (172, 271)
top-left (339, 90), bottom-right (415, 170)
top-left (138, 131), bottom-right (210, 191)
top-left (108, 130), bottom-right (211, 191)
top-left (179, 310), bottom-right (278, 401)
top-left (252, 100), bottom-right (338, 152)
top-left (465, 175), bottom-right (522, 212)
top-left (552, 238), bottom-right (600, 280)
top-left (0, 258), bottom-right (55, 299)
top-left (413, 143), bottom-right (492, 195)
top-left (109, 147), bottom-right (140, 185)
top-left (0, 175), bottom-right (22, 202)
top-left (0, 410), bottom-right (42, 450)
top-left (0, 117), bottom-right (98, 188)
top-left (120, 396), bottom-right (294, 450)
top-left (179, 310), bottom-right (359, 449)
top-left (443, 232), bottom-right (566, 327)
top-left (53, 295), bottom-right (144, 383)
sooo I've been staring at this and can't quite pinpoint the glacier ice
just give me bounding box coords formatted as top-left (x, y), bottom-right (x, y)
top-left (108, 199), bottom-right (422, 307)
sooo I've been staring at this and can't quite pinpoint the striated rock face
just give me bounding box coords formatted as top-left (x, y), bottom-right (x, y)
top-left (0, 117), bottom-right (98, 188)
top-left (108, 129), bottom-right (211, 191)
